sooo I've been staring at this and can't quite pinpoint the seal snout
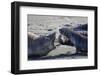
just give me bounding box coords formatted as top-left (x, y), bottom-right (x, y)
top-left (59, 28), bottom-right (66, 34)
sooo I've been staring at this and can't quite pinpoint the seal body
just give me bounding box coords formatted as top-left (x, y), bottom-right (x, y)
top-left (28, 32), bottom-right (56, 58)
top-left (59, 27), bottom-right (87, 53)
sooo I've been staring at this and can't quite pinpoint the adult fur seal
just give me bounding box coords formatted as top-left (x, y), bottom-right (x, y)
top-left (59, 28), bottom-right (87, 54)
top-left (28, 32), bottom-right (56, 59)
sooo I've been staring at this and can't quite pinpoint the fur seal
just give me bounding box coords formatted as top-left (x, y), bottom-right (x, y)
top-left (28, 32), bottom-right (56, 59)
top-left (59, 28), bottom-right (87, 54)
